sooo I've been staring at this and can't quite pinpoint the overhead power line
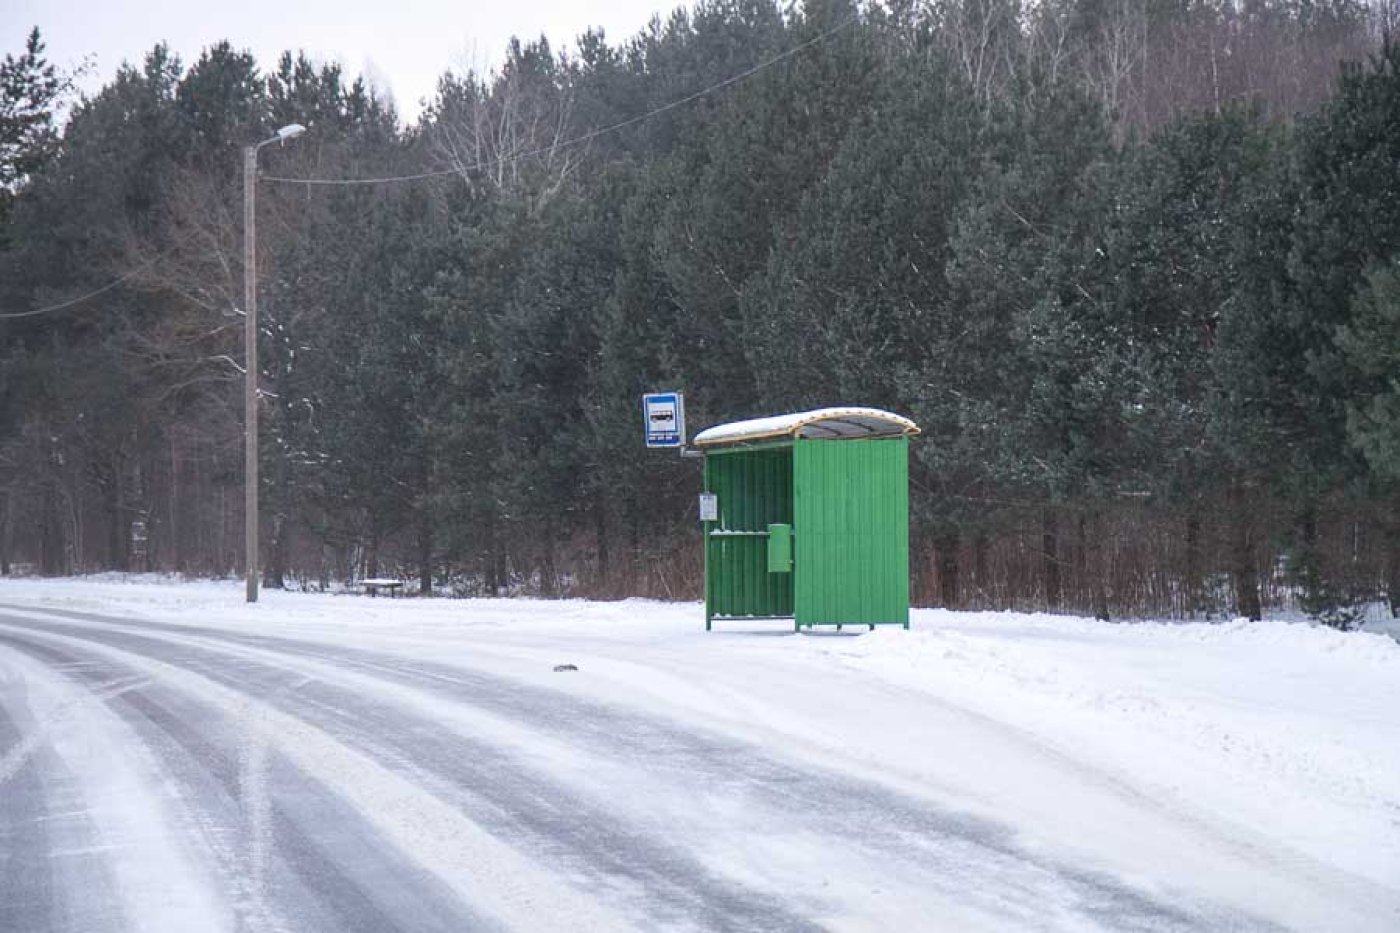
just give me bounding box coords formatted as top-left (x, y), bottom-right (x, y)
top-left (262, 13), bottom-right (859, 188)
top-left (0, 260), bottom-right (154, 320)
top-left (1, 15), bottom-right (859, 319)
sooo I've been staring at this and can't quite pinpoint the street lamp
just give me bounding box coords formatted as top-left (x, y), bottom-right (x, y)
top-left (244, 122), bottom-right (305, 603)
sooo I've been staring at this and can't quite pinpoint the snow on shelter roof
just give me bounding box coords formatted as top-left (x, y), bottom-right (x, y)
top-left (693, 407), bottom-right (920, 447)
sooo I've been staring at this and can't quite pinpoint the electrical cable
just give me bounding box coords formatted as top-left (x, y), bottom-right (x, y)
top-left (0, 259), bottom-right (154, 320)
top-left (262, 13), bottom-right (859, 187)
top-left (1, 14), bottom-right (860, 317)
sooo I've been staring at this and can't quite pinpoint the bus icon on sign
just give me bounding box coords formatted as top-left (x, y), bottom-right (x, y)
top-left (643, 392), bottom-right (684, 448)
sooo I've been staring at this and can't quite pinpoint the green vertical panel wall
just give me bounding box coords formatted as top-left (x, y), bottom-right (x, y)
top-left (793, 437), bottom-right (909, 627)
top-left (704, 446), bottom-right (794, 619)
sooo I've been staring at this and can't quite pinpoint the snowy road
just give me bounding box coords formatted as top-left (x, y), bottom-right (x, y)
top-left (1, 584), bottom-right (1397, 931)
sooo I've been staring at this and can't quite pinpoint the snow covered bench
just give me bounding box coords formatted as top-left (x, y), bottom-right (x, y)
top-left (360, 578), bottom-right (404, 597)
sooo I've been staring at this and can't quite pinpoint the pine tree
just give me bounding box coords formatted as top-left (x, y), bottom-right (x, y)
top-left (0, 28), bottom-right (66, 224)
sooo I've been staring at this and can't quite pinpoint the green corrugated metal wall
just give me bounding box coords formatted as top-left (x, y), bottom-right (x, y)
top-left (704, 447), bottom-right (794, 621)
top-left (793, 437), bottom-right (909, 627)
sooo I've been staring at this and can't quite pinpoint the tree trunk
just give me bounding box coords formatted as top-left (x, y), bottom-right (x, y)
top-left (973, 533), bottom-right (988, 607)
top-left (140, 508), bottom-right (158, 574)
top-left (365, 536), bottom-right (380, 581)
top-left (935, 532), bottom-right (960, 609)
top-left (626, 512), bottom-right (641, 596)
top-left (1388, 541), bottom-right (1400, 619)
top-left (167, 433), bottom-right (182, 573)
top-left (1230, 482), bottom-right (1261, 621)
top-left (131, 460), bottom-right (151, 572)
top-left (0, 490), bottom-right (10, 576)
top-left (265, 512), bottom-right (287, 590)
top-left (104, 459), bottom-right (128, 571)
top-left (40, 479), bottom-right (64, 576)
top-left (541, 522), bottom-right (558, 597)
top-left (1042, 509), bottom-right (1061, 610)
top-left (1386, 497), bottom-right (1400, 619)
top-left (63, 484), bottom-right (80, 573)
top-left (1074, 511), bottom-right (1088, 606)
top-left (418, 515), bottom-right (433, 596)
top-left (1184, 508), bottom-right (1202, 618)
top-left (484, 516), bottom-right (502, 594)
top-left (595, 506), bottom-right (610, 593)
top-left (1085, 508), bottom-right (1110, 622)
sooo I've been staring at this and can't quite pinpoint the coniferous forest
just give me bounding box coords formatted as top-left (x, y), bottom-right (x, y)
top-left (5, 1), bottom-right (1400, 624)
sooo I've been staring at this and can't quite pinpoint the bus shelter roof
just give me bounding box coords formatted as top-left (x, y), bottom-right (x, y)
top-left (693, 407), bottom-right (920, 447)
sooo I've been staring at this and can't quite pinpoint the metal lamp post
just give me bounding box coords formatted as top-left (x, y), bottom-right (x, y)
top-left (244, 122), bottom-right (305, 603)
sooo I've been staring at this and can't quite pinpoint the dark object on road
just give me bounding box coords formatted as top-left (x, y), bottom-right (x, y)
top-left (553, 663), bottom-right (578, 672)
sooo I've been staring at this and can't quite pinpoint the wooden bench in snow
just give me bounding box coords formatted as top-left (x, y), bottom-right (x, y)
top-left (360, 578), bottom-right (404, 597)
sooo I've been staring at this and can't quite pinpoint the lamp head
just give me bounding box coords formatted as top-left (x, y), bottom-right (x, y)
top-left (276, 123), bottom-right (306, 142)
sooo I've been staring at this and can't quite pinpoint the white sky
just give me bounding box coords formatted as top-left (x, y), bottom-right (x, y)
top-left (3, 0), bottom-right (681, 120)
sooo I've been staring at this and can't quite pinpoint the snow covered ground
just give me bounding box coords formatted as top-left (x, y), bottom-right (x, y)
top-left (1, 575), bottom-right (1397, 931)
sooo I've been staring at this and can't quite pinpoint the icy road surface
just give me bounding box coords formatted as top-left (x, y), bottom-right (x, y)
top-left (1, 579), bottom-right (1398, 932)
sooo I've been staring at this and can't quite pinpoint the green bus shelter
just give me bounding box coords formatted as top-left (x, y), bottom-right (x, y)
top-left (694, 407), bottom-right (920, 631)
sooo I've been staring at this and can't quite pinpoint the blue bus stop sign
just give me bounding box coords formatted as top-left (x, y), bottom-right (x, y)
top-left (643, 392), bottom-right (685, 448)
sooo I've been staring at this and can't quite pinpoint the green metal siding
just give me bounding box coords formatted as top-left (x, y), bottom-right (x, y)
top-left (793, 437), bottom-right (909, 627)
top-left (704, 447), bottom-right (794, 620)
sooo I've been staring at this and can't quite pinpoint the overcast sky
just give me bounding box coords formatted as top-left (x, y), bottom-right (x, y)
top-left (4, 0), bottom-right (679, 120)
